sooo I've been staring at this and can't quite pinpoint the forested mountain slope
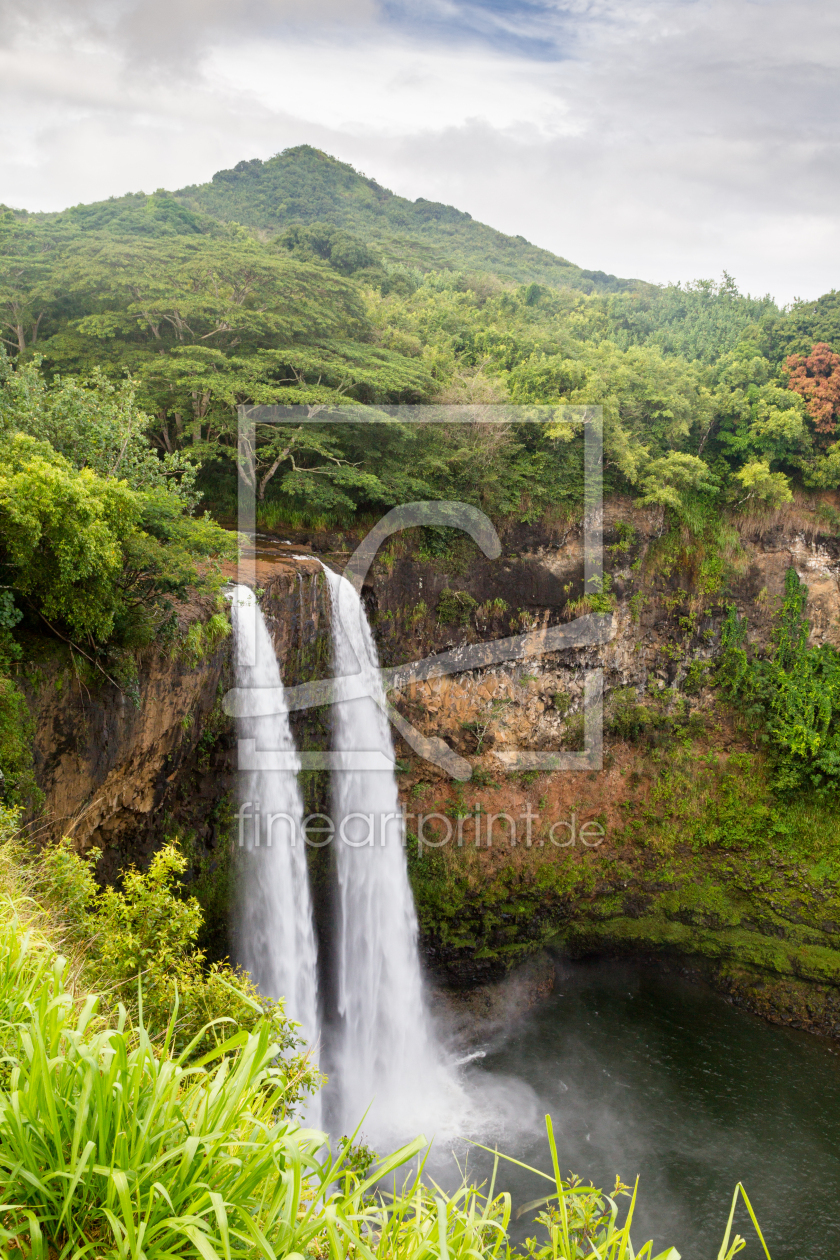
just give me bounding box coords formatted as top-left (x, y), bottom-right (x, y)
top-left (171, 146), bottom-right (642, 292)
top-left (18, 145), bottom-right (643, 294)
top-left (2, 141), bottom-right (840, 544)
top-left (3, 141), bottom-right (840, 531)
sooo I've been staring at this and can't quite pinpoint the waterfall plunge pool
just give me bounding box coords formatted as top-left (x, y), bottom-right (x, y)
top-left (422, 957), bottom-right (840, 1260)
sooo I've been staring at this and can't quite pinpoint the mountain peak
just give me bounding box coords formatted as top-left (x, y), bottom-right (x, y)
top-left (174, 145), bottom-right (641, 294)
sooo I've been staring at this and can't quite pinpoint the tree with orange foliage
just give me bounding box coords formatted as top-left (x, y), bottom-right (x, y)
top-left (784, 342), bottom-right (840, 438)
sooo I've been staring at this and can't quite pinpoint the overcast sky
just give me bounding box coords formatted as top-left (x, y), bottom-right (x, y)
top-left (1, 0), bottom-right (838, 304)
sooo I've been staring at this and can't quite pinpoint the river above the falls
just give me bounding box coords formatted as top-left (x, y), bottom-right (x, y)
top-left (423, 958), bottom-right (840, 1260)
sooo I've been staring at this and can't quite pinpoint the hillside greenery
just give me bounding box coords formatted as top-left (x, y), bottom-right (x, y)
top-left (4, 147), bottom-right (840, 540)
top-left (718, 568), bottom-right (840, 794)
top-left (17, 145), bottom-right (643, 293)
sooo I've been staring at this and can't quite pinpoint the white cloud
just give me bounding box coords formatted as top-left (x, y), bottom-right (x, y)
top-left (1, 0), bottom-right (840, 303)
top-left (0, 0), bottom-right (378, 62)
top-left (204, 39), bottom-right (579, 139)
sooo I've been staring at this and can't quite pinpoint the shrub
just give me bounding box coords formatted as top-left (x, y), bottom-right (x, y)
top-left (25, 839), bottom-right (319, 1104)
top-left (177, 610), bottom-right (231, 666)
top-left (606, 690), bottom-right (668, 743)
top-left (437, 588), bottom-right (478, 625)
top-left (0, 433), bottom-right (139, 642)
top-left (0, 435), bottom-right (236, 650)
top-left (718, 568), bottom-right (840, 793)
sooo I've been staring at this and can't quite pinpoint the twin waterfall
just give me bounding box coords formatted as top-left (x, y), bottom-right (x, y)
top-left (230, 572), bottom-right (456, 1144)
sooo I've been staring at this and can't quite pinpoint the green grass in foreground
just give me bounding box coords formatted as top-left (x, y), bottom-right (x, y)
top-left (0, 831), bottom-right (771, 1259)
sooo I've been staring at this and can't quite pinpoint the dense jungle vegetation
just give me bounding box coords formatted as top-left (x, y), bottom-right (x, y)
top-left (3, 144), bottom-right (840, 537)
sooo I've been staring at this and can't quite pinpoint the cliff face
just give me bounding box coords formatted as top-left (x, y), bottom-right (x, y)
top-left (361, 499), bottom-right (840, 698)
top-left (25, 602), bottom-right (232, 882)
top-left (24, 507), bottom-right (840, 1041)
top-left (333, 501), bottom-right (840, 1042)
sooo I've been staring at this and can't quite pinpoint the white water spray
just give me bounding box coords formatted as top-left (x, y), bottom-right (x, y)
top-left (323, 565), bottom-right (466, 1143)
top-left (228, 584), bottom-right (321, 1064)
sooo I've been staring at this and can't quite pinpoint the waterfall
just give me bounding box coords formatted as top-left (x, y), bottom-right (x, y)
top-left (228, 584), bottom-right (321, 1068)
top-left (322, 565), bottom-right (462, 1143)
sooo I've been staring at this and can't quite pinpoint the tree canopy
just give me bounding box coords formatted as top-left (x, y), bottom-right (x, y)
top-left (3, 145), bottom-right (840, 532)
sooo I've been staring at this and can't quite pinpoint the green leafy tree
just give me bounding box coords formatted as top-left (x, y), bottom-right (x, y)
top-left (604, 273), bottom-right (778, 367)
top-left (0, 431), bottom-right (234, 647)
top-left (775, 289), bottom-right (840, 358)
top-left (733, 459), bottom-right (793, 508)
top-left (507, 352), bottom-right (587, 402)
top-left (58, 232), bottom-right (368, 352)
top-left (712, 347), bottom-right (810, 470)
top-left (0, 352), bottom-right (198, 499)
top-left (276, 220), bottom-right (379, 273)
top-left (0, 210), bottom-right (60, 355)
top-left (0, 433), bottom-right (139, 642)
top-left (636, 451), bottom-right (720, 513)
top-left (542, 342), bottom-right (716, 505)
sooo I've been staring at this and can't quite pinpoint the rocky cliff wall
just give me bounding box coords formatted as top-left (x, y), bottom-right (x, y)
top-left (25, 556), bottom-right (330, 885)
top-left (23, 597), bottom-right (232, 882)
top-left (23, 504), bottom-right (840, 1042)
top-left (310, 500), bottom-right (840, 1042)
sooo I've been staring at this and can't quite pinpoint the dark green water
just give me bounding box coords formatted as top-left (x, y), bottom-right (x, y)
top-left (447, 958), bottom-right (840, 1260)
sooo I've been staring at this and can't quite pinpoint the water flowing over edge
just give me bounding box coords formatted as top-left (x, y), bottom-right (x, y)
top-left (321, 564), bottom-right (480, 1147)
top-left (227, 584), bottom-right (322, 1114)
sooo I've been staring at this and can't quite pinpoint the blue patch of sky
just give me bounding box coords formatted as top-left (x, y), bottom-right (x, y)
top-left (380, 0), bottom-right (590, 62)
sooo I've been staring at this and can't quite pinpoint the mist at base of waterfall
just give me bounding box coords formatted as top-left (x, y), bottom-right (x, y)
top-left (420, 956), bottom-right (840, 1260)
top-left (323, 941), bottom-right (549, 1153)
